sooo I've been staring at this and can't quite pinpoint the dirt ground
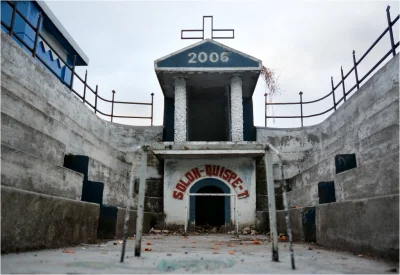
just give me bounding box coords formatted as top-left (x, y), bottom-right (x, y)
top-left (1, 234), bottom-right (398, 274)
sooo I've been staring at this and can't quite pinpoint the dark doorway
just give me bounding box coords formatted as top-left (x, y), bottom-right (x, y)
top-left (187, 87), bottom-right (230, 141)
top-left (195, 185), bottom-right (225, 226)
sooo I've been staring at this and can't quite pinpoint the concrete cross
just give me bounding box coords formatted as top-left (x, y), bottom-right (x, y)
top-left (181, 16), bottom-right (235, 40)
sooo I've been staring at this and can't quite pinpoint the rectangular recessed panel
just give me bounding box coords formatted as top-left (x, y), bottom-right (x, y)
top-left (335, 154), bottom-right (357, 174)
top-left (318, 181), bottom-right (336, 204)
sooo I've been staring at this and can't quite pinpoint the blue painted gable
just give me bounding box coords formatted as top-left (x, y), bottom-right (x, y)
top-left (156, 40), bottom-right (260, 69)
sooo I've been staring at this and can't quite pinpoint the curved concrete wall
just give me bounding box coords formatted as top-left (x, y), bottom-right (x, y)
top-left (1, 31), bottom-right (163, 209)
top-left (256, 54), bottom-right (399, 207)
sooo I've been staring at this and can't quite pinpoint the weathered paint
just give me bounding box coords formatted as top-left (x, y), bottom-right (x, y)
top-left (155, 39), bottom-right (261, 70)
top-left (163, 157), bottom-right (256, 226)
top-left (174, 77), bottom-right (186, 142)
top-left (230, 75), bottom-right (244, 141)
top-left (171, 164), bottom-right (250, 200)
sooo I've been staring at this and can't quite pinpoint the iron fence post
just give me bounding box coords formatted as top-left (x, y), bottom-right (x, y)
top-left (32, 13), bottom-right (42, 57)
top-left (151, 93), bottom-right (154, 126)
top-left (264, 93), bottom-right (267, 127)
top-left (95, 85), bottom-right (98, 114)
top-left (111, 90), bottom-right (115, 122)
top-left (9, 1), bottom-right (17, 37)
top-left (69, 55), bottom-right (76, 91)
top-left (386, 6), bottom-right (396, 57)
top-left (352, 51), bottom-right (360, 90)
top-left (83, 70), bottom-right (87, 102)
top-left (341, 66), bottom-right (346, 101)
top-left (331, 77), bottom-right (337, 111)
top-left (299, 91), bottom-right (303, 127)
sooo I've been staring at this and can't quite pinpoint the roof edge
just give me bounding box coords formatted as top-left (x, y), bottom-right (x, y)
top-left (37, 1), bottom-right (89, 65)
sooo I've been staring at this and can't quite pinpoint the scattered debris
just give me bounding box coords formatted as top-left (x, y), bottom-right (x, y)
top-left (253, 239), bottom-right (260, 245)
top-left (229, 251), bottom-right (235, 255)
top-left (191, 241), bottom-right (197, 244)
top-left (145, 248), bottom-right (152, 251)
top-left (147, 242), bottom-right (152, 245)
top-left (242, 227), bottom-right (251, 235)
top-left (62, 250), bottom-right (75, 254)
top-left (278, 233), bottom-right (288, 242)
top-left (228, 243), bottom-right (235, 247)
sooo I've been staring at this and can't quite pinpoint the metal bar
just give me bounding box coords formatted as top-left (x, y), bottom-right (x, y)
top-left (184, 194), bottom-right (189, 236)
top-left (299, 92), bottom-right (303, 127)
top-left (69, 55), bottom-right (76, 91)
top-left (151, 93), bottom-right (154, 126)
top-left (32, 13), bottom-right (42, 57)
top-left (83, 70), bottom-right (87, 102)
top-left (235, 195), bottom-right (239, 238)
top-left (352, 51), bottom-right (360, 90)
top-left (341, 66), bottom-right (346, 102)
top-left (387, 6), bottom-right (397, 57)
top-left (279, 163), bottom-right (295, 270)
top-left (94, 85), bottom-right (98, 114)
top-left (357, 26), bottom-right (389, 64)
top-left (264, 93), bottom-right (267, 127)
top-left (120, 150), bottom-right (138, 263)
top-left (111, 90), bottom-right (115, 122)
top-left (265, 151), bottom-right (279, 262)
top-left (359, 48), bottom-right (393, 83)
top-left (8, 1), bottom-right (17, 37)
top-left (331, 77), bottom-right (337, 111)
top-left (135, 147), bottom-right (148, 257)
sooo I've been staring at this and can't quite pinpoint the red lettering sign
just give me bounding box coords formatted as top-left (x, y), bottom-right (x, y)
top-left (172, 165), bottom-right (250, 200)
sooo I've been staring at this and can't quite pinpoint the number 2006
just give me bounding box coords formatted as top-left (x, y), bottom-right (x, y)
top-left (188, 52), bottom-right (229, 63)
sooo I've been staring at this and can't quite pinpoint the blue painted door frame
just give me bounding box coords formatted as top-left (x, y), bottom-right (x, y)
top-left (189, 178), bottom-right (231, 224)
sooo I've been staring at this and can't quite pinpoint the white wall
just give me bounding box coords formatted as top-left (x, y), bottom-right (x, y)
top-left (163, 157), bottom-right (256, 226)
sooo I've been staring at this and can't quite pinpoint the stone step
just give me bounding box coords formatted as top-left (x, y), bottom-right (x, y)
top-left (1, 186), bottom-right (99, 253)
top-left (334, 152), bottom-right (399, 202)
top-left (1, 84), bottom-right (131, 174)
top-left (316, 194), bottom-right (399, 261)
top-left (1, 143), bottom-right (83, 200)
top-left (1, 112), bottom-right (66, 166)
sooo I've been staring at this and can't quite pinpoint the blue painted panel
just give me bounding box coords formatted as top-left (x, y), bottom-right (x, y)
top-left (2, 1), bottom-right (72, 85)
top-left (157, 41), bottom-right (259, 68)
top-left (189, 178), bottom-right (231, 224)
top-left (1, 2), bottom-right (13, 29)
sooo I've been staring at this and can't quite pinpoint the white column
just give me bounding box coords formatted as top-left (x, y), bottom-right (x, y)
top-left (174, 77), bottom-right (187, 142)
top-left (230, 75), bottom-right (244, 141)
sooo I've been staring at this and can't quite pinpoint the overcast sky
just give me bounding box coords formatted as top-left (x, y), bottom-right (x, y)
top-left (44, 0), bottom-right (399, 128)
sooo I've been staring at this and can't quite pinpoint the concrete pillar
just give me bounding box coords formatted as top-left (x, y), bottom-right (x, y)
top-left (230, 75), bottom-right (244, 141)
top-left (174, 77), bottom-right (187, 142)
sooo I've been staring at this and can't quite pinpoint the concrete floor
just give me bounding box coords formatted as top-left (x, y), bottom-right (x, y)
top-left (1, 234), bottom-right (398, 274)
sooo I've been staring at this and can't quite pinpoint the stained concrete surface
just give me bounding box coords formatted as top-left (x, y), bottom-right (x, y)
top-left (2, 234), bottom-right (397, 274)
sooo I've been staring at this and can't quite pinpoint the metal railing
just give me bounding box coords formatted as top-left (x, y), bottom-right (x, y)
top-left (1, 1), bottom-right (154, 125)
top-left (265, 6), bottom-right (399, 127)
